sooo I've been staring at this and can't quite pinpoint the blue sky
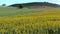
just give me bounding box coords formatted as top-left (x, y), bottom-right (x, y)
top-left (0, 0), bottom-right (60, 6)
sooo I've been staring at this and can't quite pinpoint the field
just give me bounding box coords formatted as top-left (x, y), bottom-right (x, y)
top-left (0, 6), bottom-right (60, 34)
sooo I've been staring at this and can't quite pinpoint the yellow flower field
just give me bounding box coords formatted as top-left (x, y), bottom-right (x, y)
top-left (0, 7), bottom-right (60, 34)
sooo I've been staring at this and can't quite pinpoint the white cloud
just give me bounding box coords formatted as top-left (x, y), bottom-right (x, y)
top-left (45, 0), bottom-right (60, 5)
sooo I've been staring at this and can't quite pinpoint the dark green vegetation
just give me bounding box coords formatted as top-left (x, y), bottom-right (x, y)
top-left (9, 2), bottom-right (60, 8)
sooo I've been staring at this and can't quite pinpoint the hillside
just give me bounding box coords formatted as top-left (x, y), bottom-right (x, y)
top-left (9, 2), bottom-right (60, 8)
top-left (0, 6), bottom-right (42, 16)
top-left (0, 6), bottom-right (60, 34)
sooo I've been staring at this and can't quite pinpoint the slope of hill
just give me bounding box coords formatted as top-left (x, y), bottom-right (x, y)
top-left (0, 6), bottom-right (43, 16)
top-left (9, 2), bottom-right (60, 8)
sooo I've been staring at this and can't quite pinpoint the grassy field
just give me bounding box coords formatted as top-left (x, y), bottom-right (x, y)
top-left (0, 6), bottom-right (60, 34)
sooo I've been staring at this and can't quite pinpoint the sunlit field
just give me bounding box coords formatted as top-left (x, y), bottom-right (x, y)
top-left (0, 6), bottom-right (60, 34)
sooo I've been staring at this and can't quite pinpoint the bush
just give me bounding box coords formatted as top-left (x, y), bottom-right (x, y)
top-left (2, 4), bottom-right (6, 6)
top-left (19, 4), bottom-right (23, 9)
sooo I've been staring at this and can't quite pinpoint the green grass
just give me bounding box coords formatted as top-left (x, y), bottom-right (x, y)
top-left (0, 6), bottom-right (43, 16)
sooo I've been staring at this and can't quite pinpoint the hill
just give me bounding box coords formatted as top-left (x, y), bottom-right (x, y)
top-left (9, 2), bottom-right (60, 8)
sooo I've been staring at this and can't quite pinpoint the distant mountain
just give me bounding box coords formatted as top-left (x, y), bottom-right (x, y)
top-left (9, 2), bottom-right (60, 8)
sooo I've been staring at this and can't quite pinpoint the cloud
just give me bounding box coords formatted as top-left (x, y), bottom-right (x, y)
top-left (45, 0), bottom-right (60, 4)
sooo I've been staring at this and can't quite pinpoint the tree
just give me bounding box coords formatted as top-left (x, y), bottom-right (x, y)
top-left (19, 4), bottom-right (23, 9)
top-left (2, 4), bottom-right (6, 6)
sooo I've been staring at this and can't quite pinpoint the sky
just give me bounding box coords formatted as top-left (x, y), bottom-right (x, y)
top-left (0, 0), bottom-right (60, 6)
